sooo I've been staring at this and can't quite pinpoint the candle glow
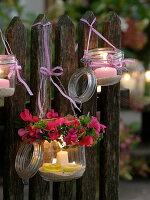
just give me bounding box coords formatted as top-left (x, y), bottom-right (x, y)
top-left (145, 70), bottom-right (150, 82)
top-left (94, 52), bottom-right (117, 79)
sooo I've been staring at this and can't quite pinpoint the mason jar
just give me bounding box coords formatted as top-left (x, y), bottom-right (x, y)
top-left (39, 141), bottom-right (86, 182)
top-left (68, 48), bottom-right (124, 104)
top-left (85, 48), bottom-right (124, 86)
top-left (15, 140), bottom-right (86, 182)
top-left (121, 59), bottom-right (145, 97)
top-left (0, 55), bottom-right (16, 97)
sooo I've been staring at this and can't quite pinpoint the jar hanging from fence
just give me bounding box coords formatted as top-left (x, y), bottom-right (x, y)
top-left (121, 59), bottom-right (145, 97)
top-left (0, 29), bottom-right (33, 97)
top-left (68, 17), bottom-right (133, 104)
top-left (39, 141), bottom-right (86, 182)
top-left (0, 55), bottom-right (16, 97)
top-left (15, 140), bottom-right (86, 182)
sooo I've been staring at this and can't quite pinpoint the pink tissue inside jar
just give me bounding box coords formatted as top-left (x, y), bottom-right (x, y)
top-left (94, 67), bottom-right (117, 79)
top-left (0, 79), bottom-right (10, 88)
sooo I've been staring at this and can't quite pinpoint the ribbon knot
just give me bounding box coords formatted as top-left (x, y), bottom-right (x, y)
top-left (40, 66), bottom-right (63, 77)
top-left (80, 17), bottom-right (134, 71)
top-left (32, 21), bottom-right (81, 117)
top-left (11, 64), bottom-right (22, 71)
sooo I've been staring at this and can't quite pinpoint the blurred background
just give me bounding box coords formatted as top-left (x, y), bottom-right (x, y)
top-left (0, 0), bottom-right (150, 200)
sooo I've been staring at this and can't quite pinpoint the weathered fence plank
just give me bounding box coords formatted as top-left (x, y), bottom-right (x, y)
top-left (3, 17), bottom-right (26, 200)
top-left (53, 15), bottom-right (76, 200)
top-left (29, 14), bottom-right (52, 200)
top-left (76, 11), bottom-right (98, 200)
top-left (99, 12), bottom-right (121, 200)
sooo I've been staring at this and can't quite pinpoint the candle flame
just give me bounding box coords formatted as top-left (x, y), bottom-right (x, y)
top-left (72, 161), bottom-right (76, 164)
top-left (101, 52), bottom-right (108, 60)
top-left (145, 70), bottom-right (150, 82)
top-left (123, 73), bottom-right (130, 81)
top-left (0, 69), bottom-right (3, 75)
top-left (52, 158), bottom-right (57, 164)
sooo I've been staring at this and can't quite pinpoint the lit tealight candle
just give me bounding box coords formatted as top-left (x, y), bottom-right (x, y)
top-left (94, 67), bottom-right (117, 79)
top-left (0, 78), bottom-right (10, 88)
top-left (94, 52), bottom-right (117, 79)
top-left (56, 150), bottom-right (69, 165)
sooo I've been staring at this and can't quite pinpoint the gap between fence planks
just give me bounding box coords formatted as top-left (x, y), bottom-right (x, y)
top-left (29, 14), bottom-right (52, 200)
top-left (53, 15), bottom-right (76, 200)
top-left (3, 17), bottom-right (26, 200)
top-left (99, 12), bottom-right (121, 200)
top-left (76, 11), bottom-right (98, 200)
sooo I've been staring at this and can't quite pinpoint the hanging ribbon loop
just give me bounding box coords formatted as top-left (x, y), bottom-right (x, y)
top-left (80, 18), bottom-right (134, 70)
top-left (32, 22), bottom-right (81, 118)
top-left (0, 28), bottom-right (33, 96)
top-left (8, 63), bottom-right (33, 96)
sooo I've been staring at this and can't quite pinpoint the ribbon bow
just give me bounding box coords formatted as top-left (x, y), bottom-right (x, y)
top-left (8, 63), bottom-right (33, 96)
top-left (33, 21), bottom-right (81, 118)
top-left (0, 28), bottom-right (33, 96)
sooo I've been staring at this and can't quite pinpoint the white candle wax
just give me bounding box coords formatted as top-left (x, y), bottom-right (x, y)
top-left (0, 79), bottom-right (10, 88)
top-left (56, 150), bottom-right (68, 165)
top-left (94, 67), bottom-right (117, 79)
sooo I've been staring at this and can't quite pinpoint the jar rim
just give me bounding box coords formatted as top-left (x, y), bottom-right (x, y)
top-left (0, 54), bottom-right (17, 64)
top-left (85, 48), bottom-right (124, 62)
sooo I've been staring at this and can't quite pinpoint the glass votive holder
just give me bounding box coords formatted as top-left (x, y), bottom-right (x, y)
top-left (0, 55), bottom-right (17, 97)
top-left (39, 141), bottom-right (86, 182)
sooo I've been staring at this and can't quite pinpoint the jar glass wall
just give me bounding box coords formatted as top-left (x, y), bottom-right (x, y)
top-left (0, 55), bottom-right (16, 97)
top-left (39, 141), bottom-right (86, 182)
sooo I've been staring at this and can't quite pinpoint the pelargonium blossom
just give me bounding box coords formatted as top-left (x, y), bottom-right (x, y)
top-left (20, 109), bottom-right (39, 122)
top-left (64, 128), bottom-right (78, 145)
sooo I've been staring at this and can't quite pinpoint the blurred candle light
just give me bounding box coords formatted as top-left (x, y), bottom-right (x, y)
top-left (145, 70), bottom-right (150, 82)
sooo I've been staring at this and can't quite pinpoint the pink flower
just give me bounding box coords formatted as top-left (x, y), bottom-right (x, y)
top-left (46, 121), bottom-right (56, 131)
top-left (18, 128), bottom-right (28, 137)
top-left (64, 128), bottom-right (78, 145)
top-left (20, 109), bottom-right (39, 122)
top-left (87, 117), bottom-right (100, 137)
top-left (55, 117), bottom-right (69, 126)
top-left (79, 135), bottom-right (94, 147)
top-left (48, 131), bottom-right (59, 140)
top-left (46, 109), bottom-right (58, 118)
top-left (100, 124), bottom-right (106, 133)
top-left (27, 125), bottom-right (42, 138)
top-left (65, 119), bottom-right (80, 127)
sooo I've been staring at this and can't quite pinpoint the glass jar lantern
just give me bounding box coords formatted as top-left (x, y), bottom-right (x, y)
top-left (121, 59), bottom-right (145, 97)
top-left (15, 140), bottom-right (86, 182)
top-left (39, 141), bottom-right (86, 182)
top-left (0, 55), bottom-right (16, 97)
top-left (68, 48), bottom-right (124, 104)
top-left (86, 48), bottom-right (124, 86)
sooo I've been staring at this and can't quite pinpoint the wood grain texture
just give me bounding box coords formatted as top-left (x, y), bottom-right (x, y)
top-left (29, 14), bottom-right (52, 200)
top-left (3, 17), bottom-right (26, 200)
top-left (53, 15), bottom-right (76, 200)
top-left (54, 15), bottom-right (76, 116)
top-left (99, 12), bottom-right (121, 200)
top-left (76, 11), bottom-right (98, 200)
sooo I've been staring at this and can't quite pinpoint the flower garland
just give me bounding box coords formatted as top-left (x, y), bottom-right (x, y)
top-left (18, 109), bottom-right (106, 147)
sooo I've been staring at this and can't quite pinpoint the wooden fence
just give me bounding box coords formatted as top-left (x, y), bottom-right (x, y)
top-left (0, 11), bottom-right (120, 200)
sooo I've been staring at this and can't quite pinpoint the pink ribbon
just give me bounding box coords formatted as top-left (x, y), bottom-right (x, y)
top-left (0, 29), bottom-right (33, 95)
top-left (8, 64), bottom-right (33, 95)
top-left (32, 22), bottom-right (81, 117)
top-left (80, 18), bottom-right (134, 70)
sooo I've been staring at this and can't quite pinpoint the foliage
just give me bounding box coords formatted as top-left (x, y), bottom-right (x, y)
top-left (46, 0), bottom-right (150, 67)
top-left (17, 109), bottom-right (106, 147)
top-left (119, 120), bottom-right (150, 180)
